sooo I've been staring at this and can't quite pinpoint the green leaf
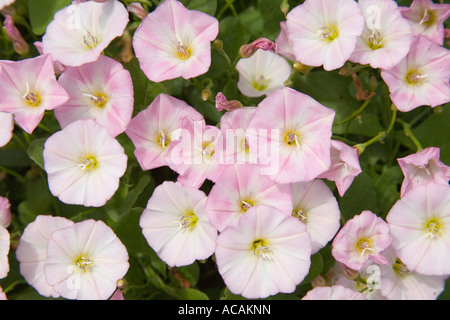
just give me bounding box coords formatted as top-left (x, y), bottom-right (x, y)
top-left (179, 0), bottom-right (217, 16)
top-left (27, 138), bottom-right (47, 169)
top-left (28, 0), bottom-right (72, 35)
top-left (179, 288), bottom-right (210, 300)
top-left (302, 253), bottom-right (324, 284)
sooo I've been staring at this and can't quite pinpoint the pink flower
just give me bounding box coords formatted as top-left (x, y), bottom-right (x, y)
top-left (42, 0), bottom-right (129, 67)
top-left (246, 87), bottom-right (335, 184)
top-left (3, 15), bottom-right (29, 55)
top-left (215, 92), bottom-right (243, 112)
top-left (318, 140), bottom-right (362, 197)
top-left (290, 179), bottom-right (341, 254)
top-left (274, 21), bottom-right (296, 62)
top-left (125, 93), bottom-right (203, 171)
top-left (167, 117), bottom-right (225, 188)
top-left (302, 285), bottom-right (365, 300)
top-left (0, 225), bottom-right (9, 279)
top-left (397, 147), bottom-right (450, 198)
top-left (44, 219), bottom-right (129, 300)
top-left (140, 181), bottom-right (217, 267)
top-left (206, 164), bottom-right (293, 232)
top-left (55, 55), bottom-right (134, 138)
top-left (0, 286), bottom-right (6, 300)
top-left (349, 0), bottom-right (413, 70)
top-left (215, 205), bottom-right (311, 299)
top-left (332, 210), bottom-right (392, 271)
top-left (33, 41), bottom-right (66, 75)
top-left (0, 54), bottom-right (69, 134)
top-left (43, 119), bottom-right (127, 207)
top-left (0, 112), bottom-right (13, 148)
top-left (239, 38), bottom-right (275, 58)
top-left (132, 0), bottom-right (219, 82)
top-left (400, 0), bottom-right (450, 46)
top-left (0, 196), bottom-right (11, 228)
top-left (236, 49), bottom-right (292, 98)
top-left (386, 183), bottom-right (450, 276)
top-left (15, 215), bottom-right (74, 298)
top-left (286, 0), bottom-right (365, 71)
top-left (381, 35), bottom-right (450, 112)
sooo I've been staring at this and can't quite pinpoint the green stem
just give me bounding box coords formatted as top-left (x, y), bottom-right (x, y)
top-left (396, 118), bottom-right (423, 152)
top-left (334, 99), bottom-right (372, 126)
top-left (3, 280), bottom-right (26, 294)
top-left (0, 165), bottom-right (26, 183)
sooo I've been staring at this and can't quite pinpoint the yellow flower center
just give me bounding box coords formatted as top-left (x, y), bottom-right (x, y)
top-left (424, 218), bottom-right (442, 239)
top-left (292, 208), bottom-right (307, 222)
top-left (177, 212), bottom-right (199, 230)
top-left (419, 8), bottom-right (436, 27)
top-left (251, 239), bottom-right (273, 261)
top-left (252, 75), bottom-right (268, 91)
top-left (368, 30), bottom-right (384, 50)
top-left (176, 40), bottom-right (192, 60)
top-left (406, 70), bottom-right (426, 85)
top-left (356, 239), bottom-right (374, 256)
top-left (83, 30), bottom-right (99, 50)
top-left (157, 130), bottom-right (170, 149)
top-left (240, 199), bottom-right (255, 213)
top-left (393, 258), bottom-right (410, 276)
top-left (319, 25), bottom-right (339, 41)
top-left (78, 155), bottom-right (98, 171)
top-left (284, 131), bottom-right (301, 148)
top-left (85, 93), bottom-right (108, 108)
top-left (75, 255), bottom-right (93, 272)
top-left (23, 83), bottom-right (41, 107)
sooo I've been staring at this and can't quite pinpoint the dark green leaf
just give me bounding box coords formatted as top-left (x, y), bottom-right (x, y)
top-left (28, 0), bottom-right (72, 35)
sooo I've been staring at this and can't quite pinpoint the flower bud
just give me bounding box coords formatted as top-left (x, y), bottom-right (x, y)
top-left (3, 15), bottom-right (29, 55)
top-left (215, 92), bottom-right (243, 112)
top-left (212, 39), bottom-right (223, 51)
top-left (239, 38), bottom-right (275, 58)
top-left (127, 2), bottom-right (147, 20)
top-left (293, 62), bottom-right (313, 75)
top-left (201, 88), bottom-right (211, 101)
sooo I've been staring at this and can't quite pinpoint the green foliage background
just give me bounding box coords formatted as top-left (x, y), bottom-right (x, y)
top-left (0, 0), bottom-right (449, 300)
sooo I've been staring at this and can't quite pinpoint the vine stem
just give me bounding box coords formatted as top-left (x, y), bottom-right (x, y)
top-left (334, 99), bottom-right (372, 127)
top-left (396, 118), bottom-right (423, 152)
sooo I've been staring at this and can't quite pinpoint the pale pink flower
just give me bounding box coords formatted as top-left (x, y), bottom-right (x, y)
top-left (239, 38), bottom-right (275, 58)
top-left (33, 41), bottom-right (66, 75)
top-left (0, 54), bottom-right (69, 134)
top-left (43, 119), bottom-right (127, 207)
top-left (42, 0), bottom-right (129, 67)
top-left (140, 181), bottom-right (217, 267)
top-left (332, 210), bottom-right (392, 271)
top-left (44, 219), bottom-right (129, 300)
top-left (246, 87), bottom-right (335, 184)
top-left (318, 140), bottom-right (362, 197)
top-left (0, 112), bottom-right (13, 148)
top-left (109, 288), bottom-right (125, 300)
top-left (206, 164), bottom-right (293, 232)
top-left (132, 0), bottom-right (219, 82)
top-left (215, 205), bottom-right (311, 299)
top-left (290, 179), bottom-right (341, 254)
top-left (167, 117), bottom-right (225, 188)
top-left (0, 286), bottom-right (6, 300)
top-left (302, 285), bottom-right (365, 300)
top-left (274, 21), bottom-right (296, 62)
top-left (125, 93), bottom-right (203, 171)
top-left (381, 35), bottom-right (450, 112)
top-left (0, 0), bottom-right (14, 10)
top-left (286, 0), bottom-right (365, 71)
top-left (55, 55), bottom-right (134, 137)
top-left (4, 15), bottom-right (29, 55)
top-left (236, 49), bottom-right (292, 98)
top-left (0, 225), bottom-right (9, 279)
top-left (0, 196), bottom-right (11, 228)
top-left (349, 0), bottom-right (413, 70)
top-left (15, 215), bottom-right (74, 298)
top-left (400, 0), bottom-right (450, 46)
top-left (386, 183), bottom-right (450, 276)
top-left (397, 147), bottom-right (450, 198)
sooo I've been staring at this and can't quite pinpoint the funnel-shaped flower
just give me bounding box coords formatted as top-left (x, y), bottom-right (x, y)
top-left (44, 219), bottom-right (129, 300)
top-left (302, 285), bottom-right (365, 300)
top-left (386, 183), bottom-right (450, 276)
top-left (0, 54), bottom-right (69, 134)
top-left (286, 0), bottom-right (365, 71)
top-left (43, 119), bottom-right (127, 207)
top-left (42, 0), bottom-right (129, 67)
top-left (15, 215), bottom-right (74, 298)
top-left (140, 181), bottom-right (217, 267)
top-left (55, 55), bottom-right (134, 137)
top-left (381, 34), bottom-right (450, 112)
top-left (132, 0), bottom-right (219, 82)
top-left (215, 205), bottom-right (311, 299)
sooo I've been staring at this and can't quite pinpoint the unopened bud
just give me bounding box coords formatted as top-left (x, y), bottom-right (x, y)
top-left (338, 262), bottom-right (360, 280)
top-left (311, 275), bottom-right (326, 288)
top-left (215, 92), bottom-right (243, 112)
top-left (369, 75), bottom-right (378, 92)
top-left (127, 2), bottom-right (147, 20)
top-left (201, 88), bottom-right (211, 101)
top-left (339, 65), bottom-right (354, 76)
top-left (3, 15), bottom-right (29, 55)
top-left (212, 39), bottom-right (223, 51)
top-left (116, 278), bottom-right (129, 290)
top-left (353, 144), bottom-right (365, 156)
top-left (239, 38), bottom-right (275, 58)
top-left (280, 0), bottom-right (289, 16)
top-left (293, 62), bottom-right (313, 75)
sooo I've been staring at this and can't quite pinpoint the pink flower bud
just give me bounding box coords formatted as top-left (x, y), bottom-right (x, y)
top-left (239, 37), bottom-right (275, 58)
top-left (3, 15), bottom-right (29, 55)
top-left (127, 2), bottom-right (147, 20)
top-left (215, 92), bottom-right (243, 112)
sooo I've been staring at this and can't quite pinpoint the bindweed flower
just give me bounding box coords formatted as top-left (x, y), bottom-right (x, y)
top-left (0, 225), bottom-right (9, 279)
top-left (0, 0), bottom-right (14, 10)
top-left (238, 38), bottom-right (275, 58)
top-left (318, 140), bottom-right (362, 197)
top-left (0, 196), bottom-right (11, 228)
top-left (0, 112), bottom-right (13, 148)
top-left (15, 215), bottom-right (74, 298)
top-left (286, 0), bottom-right (365, 71)
top-left (43, 119), bottom-right (127, 207)
top-left (43, 219), bottom-right (129, 300)
top-left (349, 0), bottom-right (413, 70)
top-left (42, 0), bottom-right (129, 67)
top-left (332, 210), bottom-right (392, 271)
top-left (246, 87), bottom-right (335, 184)
top-left (132, 0), bottom-right (219, 82)
top-left (55, 55), bottom-right (134, 138)
top-left (397, 147), bottom-right (450, 198)
top-left (386, 183), bottom-right (450, 276)
top-left (215, 92), bottom-right (243, 112)
top-left (236, 49), bottom-right (292, 98)
top-left (126, 93), bottom-right (204, 171)
top-left (301, 285), bottom-right (365, 300)
top-left (275, 21), bottom-right (296, 62)
top-left (381, 35), bottom-right (450, 112)
top-left (33, 41), bottom-right (66, 75)
top-left (140, 181), bottom-right (217, 267)
top-left (3, 15), bottom-right (29, 55)
top-left (206, 164), bottom-right (293, 232)
top-left (400, 0), bottom-right (450, 46)
top-left (215, 205), bottom-right (311, 299)
top-left (0, 54), bottom-right (69, 134)
top-left (290, 179), bottom-right (341, 254)
top-left (167, 117), bottom-right (225, 188)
